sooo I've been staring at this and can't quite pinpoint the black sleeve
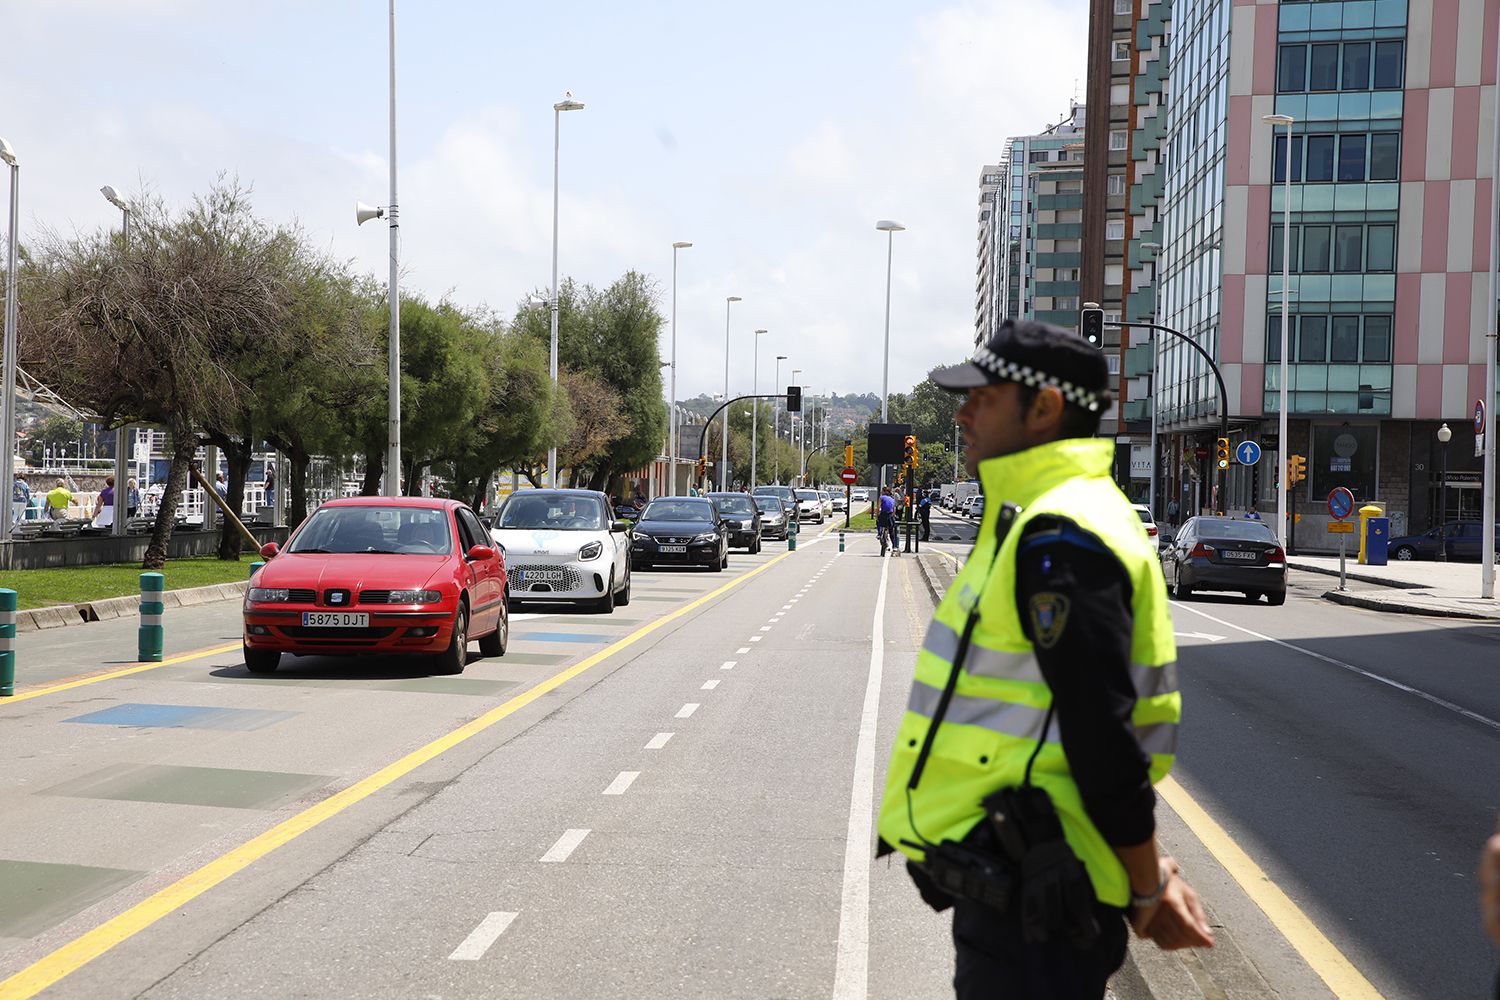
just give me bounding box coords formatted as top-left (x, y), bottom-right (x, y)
top-left (1014, 516), bottom-right (1155, 847)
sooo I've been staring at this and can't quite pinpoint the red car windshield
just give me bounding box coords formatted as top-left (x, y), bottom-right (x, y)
top-left (287, 506), bottom-right (454, 555)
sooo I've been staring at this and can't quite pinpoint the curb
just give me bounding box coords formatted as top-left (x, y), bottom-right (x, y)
top-left (1288, 560), bottom-right (1427, 590)
top-left (1321, 588), bottom-right (1500, 620)
top-left (17, 580), bottom-right (247, 633)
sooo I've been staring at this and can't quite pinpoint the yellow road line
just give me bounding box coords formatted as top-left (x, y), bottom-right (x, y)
top-left (1156, 776), bottom-right (1384, 1000)
top-left (2, 643), bottom-right (243, 705)
top-left (0, 546), bottom-right (795, 1000)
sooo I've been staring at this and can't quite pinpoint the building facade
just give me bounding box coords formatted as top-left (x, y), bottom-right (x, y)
top-left (975, 164), bottom-right (1006, 347)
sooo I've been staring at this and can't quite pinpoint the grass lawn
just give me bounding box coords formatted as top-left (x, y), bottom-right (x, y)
top-left (846, 508), bottom-right (879, 531)
top-left (5, 554), bottom-right (258, 610)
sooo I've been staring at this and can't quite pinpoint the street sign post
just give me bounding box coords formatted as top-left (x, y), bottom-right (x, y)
top-left (1236, 441), bottom-right (1262, 466)
top-left (1478, 399), bottom-right (1487, 458)
top-left (1328, 487), bottom-right (1356, 589)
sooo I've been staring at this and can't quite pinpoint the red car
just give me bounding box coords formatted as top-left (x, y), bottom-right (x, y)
top-left (242, 497), bottom-right (508, 675)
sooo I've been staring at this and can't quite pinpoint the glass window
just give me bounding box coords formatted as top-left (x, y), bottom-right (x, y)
top-left (1303, 226), bottom-right (1332, 271)
top-left (1311, 423), bottom-right (1378, 499)
top-left (1330, 316), bottom-right (1361, 361)
top-left (1266, 316), bottom-right (1285, 362)
top-left (1338, 134), bottom-right (1368, 181)
top-left (1374, 41), bottom-right (1404, 89)
top-left (1341, 42), bottom-right (1372, 90)
top-left (1107, 174), bottom-right (1126, 195)
top-left (1109, 130), bottom-right (1128, 150)
top-left (1270, 224), bottom-right (1303, 273)
top-left (1369, 132), bottom-right (1400, 180)
top-left (1279, 44), bottom-right (1308, 92)
top-left (1300, 315), bottom-right (1328, 361)
top-left (1273, 135), bottom-right (1305, 182)
top-left (1309, 44), bottom-right (1340, 90)
top-left (1363, 316), bottom-right (1392, 361)
top-left (1334, 225), bottom-right (1364, 271)
top-left (1366, 225), bottom-right (1395, 271)
top-left (1113, 40), bottom-right (1131, 61)
top-left (1115, 0), bottom-right (1132, 12)
top-left (1106, 219), bottom-right (1126, 239)
top-left (1306, 135), bottom-right (1335, 181)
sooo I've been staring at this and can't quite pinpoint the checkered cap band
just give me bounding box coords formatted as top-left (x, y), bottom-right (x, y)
top-left (972, 347), bottom-right (1103, 412)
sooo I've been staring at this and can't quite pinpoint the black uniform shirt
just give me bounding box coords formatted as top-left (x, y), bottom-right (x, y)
top-left (1013, 515), bottom-right (1156, 847)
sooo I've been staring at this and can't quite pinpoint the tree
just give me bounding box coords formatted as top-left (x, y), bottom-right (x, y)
top-left (20, 179), bottom-right (297, 568)
top-left (887, 361), bottom-right (967, 445)
top-left (23, 415), bottom-right (83, 465)
top-left (443, 328), bottom-right (555, 511)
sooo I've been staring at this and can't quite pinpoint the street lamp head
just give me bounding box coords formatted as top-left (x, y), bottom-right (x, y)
top-left (554, 94), bottom-right (585, 112)
top-left (1438, 422), bottom-right (1453, 443)
top-left (755, 329), bottom-right (767, 336)
top-left (727, 296), bottom-right (742, 303)
top-left (355, 201), bottom-right (385, 226)
top-left (776, 354), bottom-right (788, 361)
top-left (876, 220), bottom-right (906, 232)
top-left (672, 241), bottom-right (693, 249)
top-left (1141, 241), bottom-right (1162, 252)
top-left (1263, 114), bottom-right (1295, 125)
top-left (527, 293), bottom-right (550, 307)
top-left (0, 137), bottom-right (16, 167)
top-left (100, 185), bottom-right (131, 212)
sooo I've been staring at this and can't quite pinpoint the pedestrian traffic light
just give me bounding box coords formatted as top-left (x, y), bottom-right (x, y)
top-left (903, 434), bottom-right (916, 467)
top-left (1216, 437), bottom-right (1230, 470)
top-left (1079, 306), bottom-right (1105, 348)
top-left (786, 386), bottom-right (802, 413)
top-left (1288, 454), bottom-right (1306, 485)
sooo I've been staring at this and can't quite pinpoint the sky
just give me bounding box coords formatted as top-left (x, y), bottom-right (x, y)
top-left (3, 0), bottom-right (1086, 403)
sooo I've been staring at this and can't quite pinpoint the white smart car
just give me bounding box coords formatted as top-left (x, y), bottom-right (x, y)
top-left (490, 489), bottom-right (632, 612)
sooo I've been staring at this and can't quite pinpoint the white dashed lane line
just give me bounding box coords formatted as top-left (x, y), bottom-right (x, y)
top-left (603, 771), bottom-right (640, 795)
top-left (448, 912), bottom-right (519, 961)
top-left (676, 703), bottom-right (700, 718)
top-left (759, 625), bottom-right (773, 632)
top-left (645, 731), bottom-right (674, 749)
top-left (721, 660), bottom-right (737, 670)
top-left (701, 679), bottom-right (720, 690)
top-left (750, 636), bottom-right (763, 642)
top-left (540, 828), bottom-right (591, 863)
top-left (737, 646), bottom-right (751, 654)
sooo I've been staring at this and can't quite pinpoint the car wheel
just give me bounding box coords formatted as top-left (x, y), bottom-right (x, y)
top-left (1175, 581), bottom-right (1193, 600)
top-left (1244, 591), bottom-right (1260, 603)
top-left (1393, 545), bottom-right (1416, 561)
top-left (243, 643), bottom-right (280, 674)
top-left (1267, 590), bottom-right (1287, 607)
top-left (433, 605), bottom-right (468, 675)
top-left (616, 567), bottom-right (632, 607)
top-left (478, 605), bottom-right (507, 657)
top-left (721, 548), bottom-right (730, 569)
top-left (632, 560), bottom-right (648, 572)
top-left (595, 573), bottom-right (616, 613)
top-left (752, 537), bottom-right (762, 554)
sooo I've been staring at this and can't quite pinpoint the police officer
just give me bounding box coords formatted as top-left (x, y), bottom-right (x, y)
top-left (878, 319), bottom-right (1213, 999)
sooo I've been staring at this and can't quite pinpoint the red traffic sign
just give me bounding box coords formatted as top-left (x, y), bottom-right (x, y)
top-left (840, 467), bottom-right (859, 485)
top-left (1328, 487), bottom-right (1356, 520)
top-left (1194, 445), bottom-right (1209, 460)
top-left (1477, 399), bottom-right (1486, 434)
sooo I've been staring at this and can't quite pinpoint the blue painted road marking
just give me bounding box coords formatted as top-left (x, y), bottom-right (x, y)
top-left (65, 704), bottom-right (297, 731)
top-left (1236, 441), bottom-right (1262, 466)
top-left (513, 632), bottom-right (613, 644)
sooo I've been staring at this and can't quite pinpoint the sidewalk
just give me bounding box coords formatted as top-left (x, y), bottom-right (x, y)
top-left (1288, 554), bottom-right (1500, 619)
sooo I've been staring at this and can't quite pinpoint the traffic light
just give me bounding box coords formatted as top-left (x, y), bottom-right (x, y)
top-left (1288, 454), bottom-right (1306, 485)
top-left (1079, 306), bottom-right (1105, 348)
top-left (695, 457), bottom-right (707, 480)
top-left (844, 440), bottom-right (855, 468)
top-left (903, 434), bottom-right (917, 467)
top-left (1215, 437), bottom-right (1230, 470)
top-left (786, 386), bottom-right (802, 413)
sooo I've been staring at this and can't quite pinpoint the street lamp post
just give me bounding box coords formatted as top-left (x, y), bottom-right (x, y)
top-left (751, 329), bottom-right (766, 488)
top-left (1140, 242), bottom-right (1163, 521)
top-left (548, 94), bottom-right (586, 488)
top-left (876, 220), bottom-right (905, 492)
top-left (773, 355), bottom-right (787, 484)
top-left (669, 241), bottom-right (692, 494)
top-left (801, 387), bottom-right (814, 488)
top-left (101, 185), bottom-right (136, 536)
top-left (721, 296), bottom-right (741, 490)
top-left (0, 138), bottom-right (16, 539)
top-left (1264, 113), bottom-right (1295, 547)
top-left (1438, 422), bottom-right (1452, 562)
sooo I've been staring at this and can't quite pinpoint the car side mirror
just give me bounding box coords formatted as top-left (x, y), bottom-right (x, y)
top-left (611, 520), bottom-right (630, 533)
top-left (1158, 532), bottom-right (1173, 546)
top-left (259, 541), bottom-right (279, 558)
top-left (727, 520), bottom-right (743, 532)
top-left (466, 544), bottom-right (496, 561)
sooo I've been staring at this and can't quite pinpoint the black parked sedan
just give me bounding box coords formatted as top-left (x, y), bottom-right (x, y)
top-left (707, 492), bottom-right (764, 552)
top-left (630, 497), bottom-right (731, 572)
top-left (1160, 516), bottom-right (1287, 605)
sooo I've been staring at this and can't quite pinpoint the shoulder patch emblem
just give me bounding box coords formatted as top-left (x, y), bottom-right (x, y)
top-left (1028, 592), bottom-right (1071, 650)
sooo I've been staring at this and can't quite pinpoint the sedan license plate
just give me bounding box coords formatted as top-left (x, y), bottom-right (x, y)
top-left (1222, 550), bottom-right (1258, 561)
top-left (301, 612), bottom-right (369, 627)
top-left (520, 569), bottom-right (564, 583)
top-left (660, 544), bottom-right (687, 553)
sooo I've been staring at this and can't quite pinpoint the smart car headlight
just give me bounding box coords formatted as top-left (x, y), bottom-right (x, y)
top-left (579, 541), bottom-right (604, 561)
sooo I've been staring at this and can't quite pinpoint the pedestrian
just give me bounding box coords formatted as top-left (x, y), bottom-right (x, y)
top-left (45, 479), bottom-right (73, 520)
top-left (263, 462), bottom-right (277, 509)
top-left (1243, 503), bottom-right (1262, 521)
top-left (12, 470), bottom-right (30, 525)
top-left (919, 488), bottom-right (932, 542)
top-left (877, 319), bottom-right (1212, 1000)
top-left (92, 476), bottom-right (116, 529)
top-left (1166, 497), bottom-right (1179, 526)
top-left (126, 477), bottom-right (140, 517)
top-left (214, 472), bottom-right (229, 499)
top-left (878, 486), bottom-right (899, 555)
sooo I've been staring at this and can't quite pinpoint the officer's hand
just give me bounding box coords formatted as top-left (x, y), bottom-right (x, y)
top-left (1134, 873), bottom-right (1214, 950)
top-left (1479, 821), bottom-right (1500, 947)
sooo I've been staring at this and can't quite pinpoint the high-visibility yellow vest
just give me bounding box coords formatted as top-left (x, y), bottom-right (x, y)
top-left (877, 438), bottom-right (1179, 907)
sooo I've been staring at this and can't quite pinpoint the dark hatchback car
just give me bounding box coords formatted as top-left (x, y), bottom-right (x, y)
top-left (707, 492), bottom-right (764, 552)
top-left (630, 497), bottom-right (731, 571)
top-left (752, 494), bottom-right (792, 540)
top-left (1160, 516), bottom-right (1287, 605)
top-left (1388, 520), bottom-right (1500, 562)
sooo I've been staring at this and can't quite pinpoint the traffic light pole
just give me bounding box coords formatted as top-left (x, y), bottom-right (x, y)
top-left (1108, 321), bottom-right (1230, 514)
top-left (696, 393), bottom-right (794, 492)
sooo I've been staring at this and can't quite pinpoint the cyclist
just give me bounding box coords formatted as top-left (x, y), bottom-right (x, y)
top-left (877, 486), bottom-right (900, 555)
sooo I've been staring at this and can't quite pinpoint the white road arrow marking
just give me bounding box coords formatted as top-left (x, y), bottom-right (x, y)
top-left (1174, 630), bottom-right (1226, 642)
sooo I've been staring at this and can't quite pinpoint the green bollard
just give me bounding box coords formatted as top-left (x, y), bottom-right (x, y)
top-left (249, 561), bottom-right (265, 579)
top-left (0, 588), bottom-right (15, 697)
top-left (138, 572), bottom-right (165, 663)
top-left (788, 518), bottom-right (798, 551)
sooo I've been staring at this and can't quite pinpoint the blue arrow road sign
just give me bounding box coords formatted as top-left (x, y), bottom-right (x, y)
top-left (1235, 440), bottom-right (1262, 466)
